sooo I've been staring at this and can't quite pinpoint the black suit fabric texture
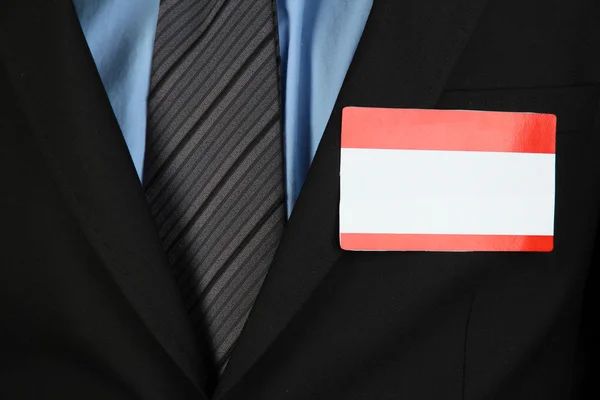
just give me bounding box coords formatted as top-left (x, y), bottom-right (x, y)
top-left (1, 0), bottom-right (600, 399)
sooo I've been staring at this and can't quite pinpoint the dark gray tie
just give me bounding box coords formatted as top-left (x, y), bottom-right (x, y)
top-left (143, 0), bottom-right (285, 369)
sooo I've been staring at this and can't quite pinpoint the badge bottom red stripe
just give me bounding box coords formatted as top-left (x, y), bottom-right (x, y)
top-left (340, 233), bottom-right (554, 252)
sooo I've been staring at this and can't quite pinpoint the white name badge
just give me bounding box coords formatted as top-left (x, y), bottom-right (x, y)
top-left (339, 107), bottom-right (556, 252)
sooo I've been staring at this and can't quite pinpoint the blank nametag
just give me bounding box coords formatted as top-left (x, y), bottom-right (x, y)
top-left (339, 107), bottom-right (556, 252)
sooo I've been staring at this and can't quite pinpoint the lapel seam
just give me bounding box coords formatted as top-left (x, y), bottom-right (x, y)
top-left (432, 1), bottom-right (492, 107)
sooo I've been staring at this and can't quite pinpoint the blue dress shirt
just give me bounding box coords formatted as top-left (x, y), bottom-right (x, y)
top-left (73, 0), bottom-right (160, 177)
top-left (276, 0), bottom-right (372, 212)
top-left (73, 0), bottom-right (373, 215)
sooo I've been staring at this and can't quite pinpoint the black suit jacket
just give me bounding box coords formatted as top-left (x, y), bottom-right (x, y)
top-left (1, 0), bottom-right (599, 398)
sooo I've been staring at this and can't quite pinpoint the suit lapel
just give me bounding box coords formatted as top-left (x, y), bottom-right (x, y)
top-left (217, 0), bottom-right (490, 396)
top-left (0, 0), bottom-right (208, 394)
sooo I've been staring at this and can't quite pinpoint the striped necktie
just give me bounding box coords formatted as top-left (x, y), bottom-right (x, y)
top-left (143, 0), bottom-right (285, 370)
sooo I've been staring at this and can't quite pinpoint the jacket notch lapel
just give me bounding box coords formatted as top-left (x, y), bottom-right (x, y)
top-left (216, 0), bottom-right (490, 396)
top-left (0, 0), bottom-right (208, 393)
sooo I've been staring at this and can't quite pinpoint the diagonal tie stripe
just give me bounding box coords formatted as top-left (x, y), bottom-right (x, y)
top-left (170, 127), bottom-right (282, 277)
top-left (149, 1), bottom-right (270, 138)
top-left (146, 1), bottom-right (274, 183)
top-left (147, 47), bottom-right (278, 229)
top-left (144, 0), bottom-right (285, 371)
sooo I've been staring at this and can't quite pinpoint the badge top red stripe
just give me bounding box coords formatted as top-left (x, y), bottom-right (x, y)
top-left (341, 107), bottom-right (556, 154)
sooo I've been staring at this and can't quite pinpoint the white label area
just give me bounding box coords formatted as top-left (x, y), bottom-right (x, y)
top-left (339, 148), bottom-right (556, 236)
